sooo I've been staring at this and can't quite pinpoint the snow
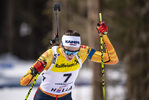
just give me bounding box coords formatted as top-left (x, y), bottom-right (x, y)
top-left (0, 53), bottom-right (126, 100)
top-left (107, 85), bottom-right (126, 100)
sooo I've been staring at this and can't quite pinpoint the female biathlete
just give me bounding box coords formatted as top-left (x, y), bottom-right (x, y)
top-left (20, 21), bottom-right (119, 100)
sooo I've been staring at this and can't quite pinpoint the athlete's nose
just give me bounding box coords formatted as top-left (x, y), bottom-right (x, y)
top-left (68, 54), bottom-right (73, 57)
top-left (68, 54), bottom-right (75, 58)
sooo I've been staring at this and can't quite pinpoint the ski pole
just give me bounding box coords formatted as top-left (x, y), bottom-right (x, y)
top-left (53, 3), bottom-right (61, 43)
top-left (25, 73), bottom-right (39, 100)
top-left (98, 13), bottom-right (106, 100)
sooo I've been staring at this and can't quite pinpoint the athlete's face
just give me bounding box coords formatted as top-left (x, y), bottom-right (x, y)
top-left (62, 46), bottom-right (80, 61)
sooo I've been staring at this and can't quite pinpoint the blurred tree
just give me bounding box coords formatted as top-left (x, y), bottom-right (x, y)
top-left (0, 0), bottom-right (14, 54)
top-left (124, 0), bottom-right (149, 100)
top-left (87, 0), bottom-right (103, 100)
top-left (15, 0), bottom-right (53, 59)
top-left (0, 0), bottom-right (52, 59)
top-left (103, 0), bottom-right (149, 99)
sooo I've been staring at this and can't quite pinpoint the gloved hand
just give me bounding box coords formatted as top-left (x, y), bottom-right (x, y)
top-left (30, 60), bottom-right (46, 76)
top-left (97, 21), bottom-right (108, 35)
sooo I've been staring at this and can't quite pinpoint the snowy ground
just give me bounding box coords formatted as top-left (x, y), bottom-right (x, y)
top-left (0, 53), bottom-right (126, 100)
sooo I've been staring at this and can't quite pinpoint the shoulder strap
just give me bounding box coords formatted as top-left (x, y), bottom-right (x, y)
top-left (76, 53), bottom-right (82, 67)
top-left (51, 46), bottom-right (59, 64)
top-left (47, 46), bottom-right (59, 71)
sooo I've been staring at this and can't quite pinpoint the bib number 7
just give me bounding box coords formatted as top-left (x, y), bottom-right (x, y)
top-left (63, 73), bottom-right (72, 83)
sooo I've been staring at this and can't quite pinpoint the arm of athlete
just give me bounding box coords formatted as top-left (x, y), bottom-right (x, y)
top-left (20, 49), bottom-right (53, 86)
top-left (90, 35), bottom-right (119, 64)
top-left (91, 21), bottom-right (119, 64)
top-left (79, 21), bottom-right (118, 65)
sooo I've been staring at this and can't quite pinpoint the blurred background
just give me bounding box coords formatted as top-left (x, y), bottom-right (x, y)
top-left (0, 0), bottom-right (149, 100)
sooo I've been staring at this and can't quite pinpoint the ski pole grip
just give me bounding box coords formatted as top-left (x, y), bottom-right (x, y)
top-left (99, 13), bottom-right (108, 35)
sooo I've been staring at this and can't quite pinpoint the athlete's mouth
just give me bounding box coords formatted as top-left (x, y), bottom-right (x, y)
top-left (68, 58), bottom-right (72, 60)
